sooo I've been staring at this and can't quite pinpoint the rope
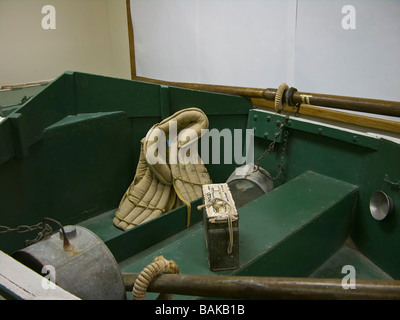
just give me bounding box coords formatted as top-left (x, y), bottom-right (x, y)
top-left (173, 176), bottom-right (207, 186)
top-left (275, 83), bottom-right (289, 113)
top-left (173, 179), bottom-right (192, 228)
top-left (198, 197), bottom-right (235, 254)
top-left (132, 256), bottom-right (180, 300)
top-left (172, 176), bottom-right (209, 228)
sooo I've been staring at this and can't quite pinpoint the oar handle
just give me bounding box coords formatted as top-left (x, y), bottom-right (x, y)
top-left (123, 272), bottom-right (400, 300)
top-left (134, 76), bottom-right (400, 118)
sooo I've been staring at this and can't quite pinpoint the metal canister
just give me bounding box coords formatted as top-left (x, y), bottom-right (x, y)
top-left (13, 225), bottom-right (125, 300)
top-left (226, 164), bottom-right (274, 208)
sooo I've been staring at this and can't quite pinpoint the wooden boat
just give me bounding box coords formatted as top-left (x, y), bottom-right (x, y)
top-left (0, 71), bottom-right (399, 300)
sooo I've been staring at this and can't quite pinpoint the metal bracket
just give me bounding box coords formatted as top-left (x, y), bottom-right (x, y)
top-left (248, 109), bottom-right (286, 143)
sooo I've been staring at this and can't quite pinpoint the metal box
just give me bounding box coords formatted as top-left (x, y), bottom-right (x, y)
top-left (201, 183), bottom-right (239, 271)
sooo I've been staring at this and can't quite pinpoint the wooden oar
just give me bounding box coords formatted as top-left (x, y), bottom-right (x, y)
top-left (134, 76), bottom-right (400, 118)
top-left (123, 272), bottom-right (400, 300)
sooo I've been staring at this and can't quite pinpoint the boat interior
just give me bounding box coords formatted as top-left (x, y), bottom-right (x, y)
top-left (0, 71), bottom-right (399, 299)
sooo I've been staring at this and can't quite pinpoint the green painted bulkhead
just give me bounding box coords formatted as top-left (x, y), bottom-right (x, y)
top-left (0, 72), bottom-right (399, 297)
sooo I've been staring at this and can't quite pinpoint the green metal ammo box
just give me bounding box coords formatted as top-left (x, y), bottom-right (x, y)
top-left (201, 183), bottom-right (239, 271)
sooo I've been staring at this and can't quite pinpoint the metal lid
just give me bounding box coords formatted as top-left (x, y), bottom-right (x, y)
top-left (59, 225), bottom-right (77, 239)
top-left (369, 191), bottom-right (394, 221)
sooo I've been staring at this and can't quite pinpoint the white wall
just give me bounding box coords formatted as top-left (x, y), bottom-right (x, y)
top-left (295, 0), bottom-right (400, 102)
top-left (0, 0), bottom-right (131, 86)
top-left (131, 0), bottom-right (400, 106)
top-left (107, 0), bottom-right (131, 80)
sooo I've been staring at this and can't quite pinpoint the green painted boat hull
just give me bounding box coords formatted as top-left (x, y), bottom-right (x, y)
top-left (0, 72), bottom-right (399, 299)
